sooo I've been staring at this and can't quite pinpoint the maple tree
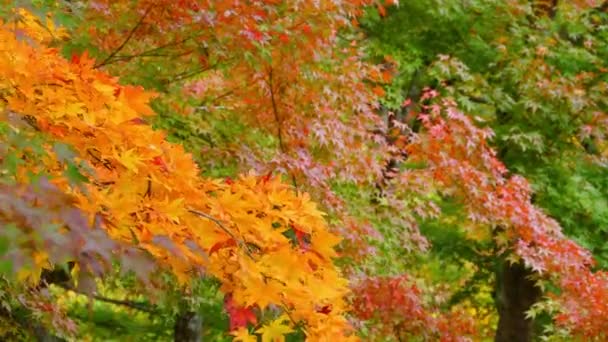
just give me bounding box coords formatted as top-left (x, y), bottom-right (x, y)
top-left (54, 1), bottom-right (422, 339)
top-left (360, 0), bottom-right (608, 340)
top-left (0, 6), bottom-right (358, 341)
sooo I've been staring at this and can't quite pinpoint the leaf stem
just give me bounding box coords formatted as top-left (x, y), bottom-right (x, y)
top-left (186, 207), bottom-right (254, 257)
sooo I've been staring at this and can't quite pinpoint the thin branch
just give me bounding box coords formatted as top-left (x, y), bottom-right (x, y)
top-left (162, 58), bottom-right (235, 85)
top-left (94, 5), bottom-right (154, 68)
top-left (103, 35), bottom-right (201, 65)
top-left (186, 208), bottom-right (234, 239)
top-left (279, 301), bottom-right (299, 327)
top-left (113, 50), bottom-right (193, 61)
top-left (207, 89), bottom-right (234, 104)
top-left (201, 78), bottom-right (260, 107)
top-left (267, 67), bottom-right (298, 189)
top-left (163, 65), bottom-right (215, 84)
top-left (56, 283), bottom-right (157, 313)
top-left (268, 67), bottom-right (285, 153)
top-left (186, 207), bottom-right (254, 257)
top-left (143, 175), bottom-right (152, 198)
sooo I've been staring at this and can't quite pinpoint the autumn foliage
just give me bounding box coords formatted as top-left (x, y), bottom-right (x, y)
top-left (2, 0), bottom-right (608, 341)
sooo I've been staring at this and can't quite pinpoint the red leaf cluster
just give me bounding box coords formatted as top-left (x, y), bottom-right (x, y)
top-left (352, 275), bottom-right (476, 341)
top-left (405, 90), bottom-right (608, 338)
top-left (224, 294), bottom-right (258, 330)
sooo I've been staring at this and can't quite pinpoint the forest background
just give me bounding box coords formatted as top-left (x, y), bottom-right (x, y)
top-left (1, 0), bottom-right (608, 341)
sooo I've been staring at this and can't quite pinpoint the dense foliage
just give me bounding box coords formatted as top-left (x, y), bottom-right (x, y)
top-left (1, 0), bottom-right (608, 341)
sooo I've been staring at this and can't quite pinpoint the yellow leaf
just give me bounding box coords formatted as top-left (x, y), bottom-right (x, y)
top-left (231, 328), bottom-right (258, 342)
top-left (115, 148), bottom-right (143, 173)
top-left (256, 315), bottom-right (294, 342)
top-left (33, 250), bottom-right (49, 268)
top-left (45, 14), bottom-right (69, 40)
top-left (164, 197), bottom-right (185, 224)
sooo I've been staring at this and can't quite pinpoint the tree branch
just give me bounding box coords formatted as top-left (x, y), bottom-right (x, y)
top-left (267, 67), bottom-right (298, 189)
top-left (94, 5), bottom-right (154, 68)
top-left (56, 283), bottom-right (158, 313)
top-left (186, 207), bottom-right (254, 257)
top-left (104, 34), bottom-right (202, 65)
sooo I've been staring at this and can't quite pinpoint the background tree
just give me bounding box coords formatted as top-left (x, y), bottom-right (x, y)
top-left (360, 0), bottom-right (608, 340)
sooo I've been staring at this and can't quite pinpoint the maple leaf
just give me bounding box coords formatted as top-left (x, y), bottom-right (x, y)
top-left (114, 148), bottom-right (144, 173)
top-left (255, 315), bottom-right (294, 342)
top-left (209, 238), bottom-right (237, 255)
top-left (372, 86), bottom-right (386, 97)
top-left (225, 295), bottom-right (258, 330)
top-left (231, 328), bottom-right (258, 342)
top-left (162, 197), bottom-right (186, 223)
top-left (121, 85), bottom-right (158, 116)
top-left (377, 4), bottom-right (387, 17)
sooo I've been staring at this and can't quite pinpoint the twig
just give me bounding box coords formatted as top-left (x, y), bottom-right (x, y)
top-left (143, 175), bottom-right (152, 198)
top-left (207, 89), bottom-right (234, 104)
top-left (186, 207), bottom-right (254, 257)
top-left (268, 67), bottom-right (285, 153)
top-left (201, 77), bottom-right (260, 106)
top-left (186, 208), bottom-right (235, 239)
top-left (94, 5), bottom-right (154, 68)
top-left (103, 35), bottom-right (201, 65)
top-left (113, 50), bottom-right (193, 61)
top-left (162, 57), bottom-right (237, 85)
top-left (163, 63), bottom-right (218, 85)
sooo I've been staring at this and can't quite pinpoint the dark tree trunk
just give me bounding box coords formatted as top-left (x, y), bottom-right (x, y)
top-left (531, 0), bottom-right (559, 19)
top-left (494, 261), bottom-right (541, 342)
top-left (371, 67), bottom-right (422, 204)
top-left (32, 324), bottom-right (66, 342)
top-left (174, 311), bottom-right (203, 342)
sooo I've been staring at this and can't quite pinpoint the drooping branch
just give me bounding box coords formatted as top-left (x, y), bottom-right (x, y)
top-left (57, 283), bottom-right (158, 313)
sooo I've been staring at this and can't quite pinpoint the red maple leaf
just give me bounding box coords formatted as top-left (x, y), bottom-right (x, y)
top-left (209, 239), bottom-right (237, 255)
top-left (224, 294), bottom-right (257, 330)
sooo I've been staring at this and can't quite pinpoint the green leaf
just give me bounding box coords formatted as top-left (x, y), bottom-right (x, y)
top-left (53, 142), bottom-right (76, 163)
top-left (64, 162), bottom-right (90, 185)
top-left (0, 260), bottom-right (12, 275)
top-left (0, 236), bottom-right (8, 256)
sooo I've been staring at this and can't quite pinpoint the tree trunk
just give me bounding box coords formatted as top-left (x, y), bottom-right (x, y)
top-left (494, 261), bottom-right (541, 342)
top-left (174, 311), bottom-right (203, 342)
top-left (532, 0), bottom-right (558, 18)
top-left (32, 324), bottom-right (66, 342)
